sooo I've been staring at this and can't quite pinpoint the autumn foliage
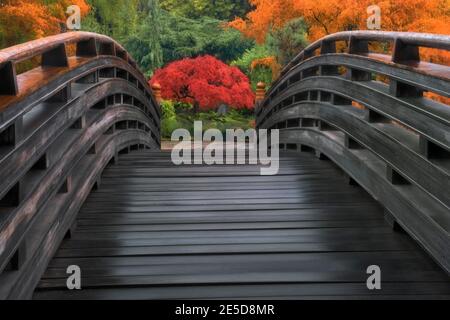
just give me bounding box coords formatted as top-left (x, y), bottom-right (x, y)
top-left (0, 0), bottom-right (90, 47)
top-left (150, 55), bottom-right (255, 111)
top-left (229, 0), bottom-right (300, 44)
top-left (250, 56), bottom-right (281, 81)
top-left (230, 0), bottom-right (450, 44)
top-left (229, 0), bottom-right (450, 71)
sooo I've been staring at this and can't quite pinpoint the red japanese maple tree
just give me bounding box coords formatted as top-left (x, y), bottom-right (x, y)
top-left (149, 55), bottom-right (255, 111)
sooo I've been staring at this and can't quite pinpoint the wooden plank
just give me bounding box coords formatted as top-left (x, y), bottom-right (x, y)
top-left (34, 282), bottom-right (450, 300)
top-left (34, 150), bottom-right (449, 299)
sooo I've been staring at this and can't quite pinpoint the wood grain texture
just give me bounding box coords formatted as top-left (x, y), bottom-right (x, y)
top-left (256, 31), bottom-right (449, 273)
top-left (34, 150), bottom-right (450, 300)
top-left (0, 34), bottom-right (160, 298)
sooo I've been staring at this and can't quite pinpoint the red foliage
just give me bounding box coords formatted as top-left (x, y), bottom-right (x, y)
top-left (150, 55), bottom-right (255, 111)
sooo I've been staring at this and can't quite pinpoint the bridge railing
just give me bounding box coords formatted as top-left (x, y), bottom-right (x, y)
top-left (256, 31), bottom-right (450, 273)
top-left (280, 31), bottom-right (450, 78)
top-left (0, 32), bottom-right (160, 299)
top-left (0, 32), bottom-right (142, 95)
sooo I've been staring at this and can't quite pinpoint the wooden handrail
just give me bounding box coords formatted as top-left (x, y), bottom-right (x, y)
top-left (257, 31), bottom-right (450, 274)
top-left (0, 32), bottom-right (141, 96)
top-left (280, 30), bottom-right (450, 81)
top-left (0, 31), bottom-right (134, 65)
top-left (0, 32), bottom-right (160, 298)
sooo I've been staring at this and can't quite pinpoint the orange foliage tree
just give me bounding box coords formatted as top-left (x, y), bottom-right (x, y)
top-left (229, 0), bottom-right (301, 44)
top-left (0, 0), bottom-right (90, 48)
top-left (229, 0), bottom-right (450, 44)
top-left (250, 56), bottom-right (281, 81)
top-left (230, 0), bottom-right (450, 104)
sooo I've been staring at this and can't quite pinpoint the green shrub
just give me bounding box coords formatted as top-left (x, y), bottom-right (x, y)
top-left (160, 100), bottom-right (179, 138)
top-left (160, 101), bottom-right (255, 139)
top-left (231, 45), bottom-right (273, 74)
top-left (160, 13), bottom-right (254, 65)
top-left (231, 44), bottom-right (274, 90)
top-left (266, 18), bottom-right (309, 66)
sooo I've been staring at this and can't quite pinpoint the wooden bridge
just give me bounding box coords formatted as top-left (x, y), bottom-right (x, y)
top-left (0, 31), bottom-right (448, 300)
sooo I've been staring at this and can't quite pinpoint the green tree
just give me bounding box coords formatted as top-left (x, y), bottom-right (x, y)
top-left (82, 0), bottom-right (164, 75)
top-left (231, 44), bottom-right (274, 90)
top-left (82, 1), bottom-right (251, 74)
top-left (124, 0), bottom-right (164, 75)
top-left (159, 0), bottom-right (251, 20)
top-left (82, 0), bottom-right (141, 43)
top-left (266, 18), bottom-right (309, 66)
top-left (160, 12), bottom-right (254, 64)
top-left (231, 44), bottom-right (272, 74)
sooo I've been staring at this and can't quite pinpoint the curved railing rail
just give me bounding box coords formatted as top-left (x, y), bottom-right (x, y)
top-left (0, 32), bottom-right (141, 95)
top-left (0, 31), bottom-right (135, 62)
top-left (281, 31), bottom-right (450, 78)
top-left (0, 32), bottom-right (160, 299)
top-left (257, 31), bottom-right (450, 273)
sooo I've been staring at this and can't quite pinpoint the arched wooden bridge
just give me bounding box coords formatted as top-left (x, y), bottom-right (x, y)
top-left (0, 31), bottom-right (448, 300)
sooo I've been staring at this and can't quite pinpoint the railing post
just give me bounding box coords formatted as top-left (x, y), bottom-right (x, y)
top-left (70, 116), bottom-right (86, 129)
top-left (389, 39), bottom-right (423, 97)
top-left (64, 219), bottom-right (78, 240)
top-left (0, 180), bottom-right (23, 207)
top-left (348, 36), bottom-right (368, 55)
top-left (347, 36), bottom-right (372, 80)
top-left (319, 39), bottom-right (339, 75)
top-left (58, 177), bottom-right (72, 194)
top-left (115, 47), bottom-right (127, 60)
top-left (7, 240), bottom-right (27, 271)
top-left (0, 61), bottom-right (18, 95)
top-left (392, 38), bottom-right (420, 64)
top-left (151, 82), bottom-right (162, 105)
top-left (320, 40), bottom-right (336, 54)
top-left (42, 44), bottom-right (68, 67)
top-left (386, 165), bottom-right (410, 185)
top-left (76, 38), bottom-right (97, 57)
top-left (389, 79), bottom-right (423, 97)
top-left (0, 117), bottom-right (22, 148)
top-left (255, 82), bottom-right (266, 104)
top-left (99, 41), bottom-right (116, 56)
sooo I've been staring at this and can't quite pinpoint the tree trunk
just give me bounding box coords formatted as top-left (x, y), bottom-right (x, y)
top-left (193, 101), bottom-right (200, 113)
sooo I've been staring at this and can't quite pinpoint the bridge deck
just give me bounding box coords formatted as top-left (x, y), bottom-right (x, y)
top-left (33, 150), bottom-right (450, 299)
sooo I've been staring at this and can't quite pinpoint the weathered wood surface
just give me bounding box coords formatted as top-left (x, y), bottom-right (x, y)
top-left (257, 31), bottom-right (450, 273)
top-left (34, 150), bottom-right (450, 299)
top-left (1, 30), bottom-right (448, 300)
top-left (279, 31), bottom-right (450, 79)
top-left (0, 32), bottom-right (160, 299)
